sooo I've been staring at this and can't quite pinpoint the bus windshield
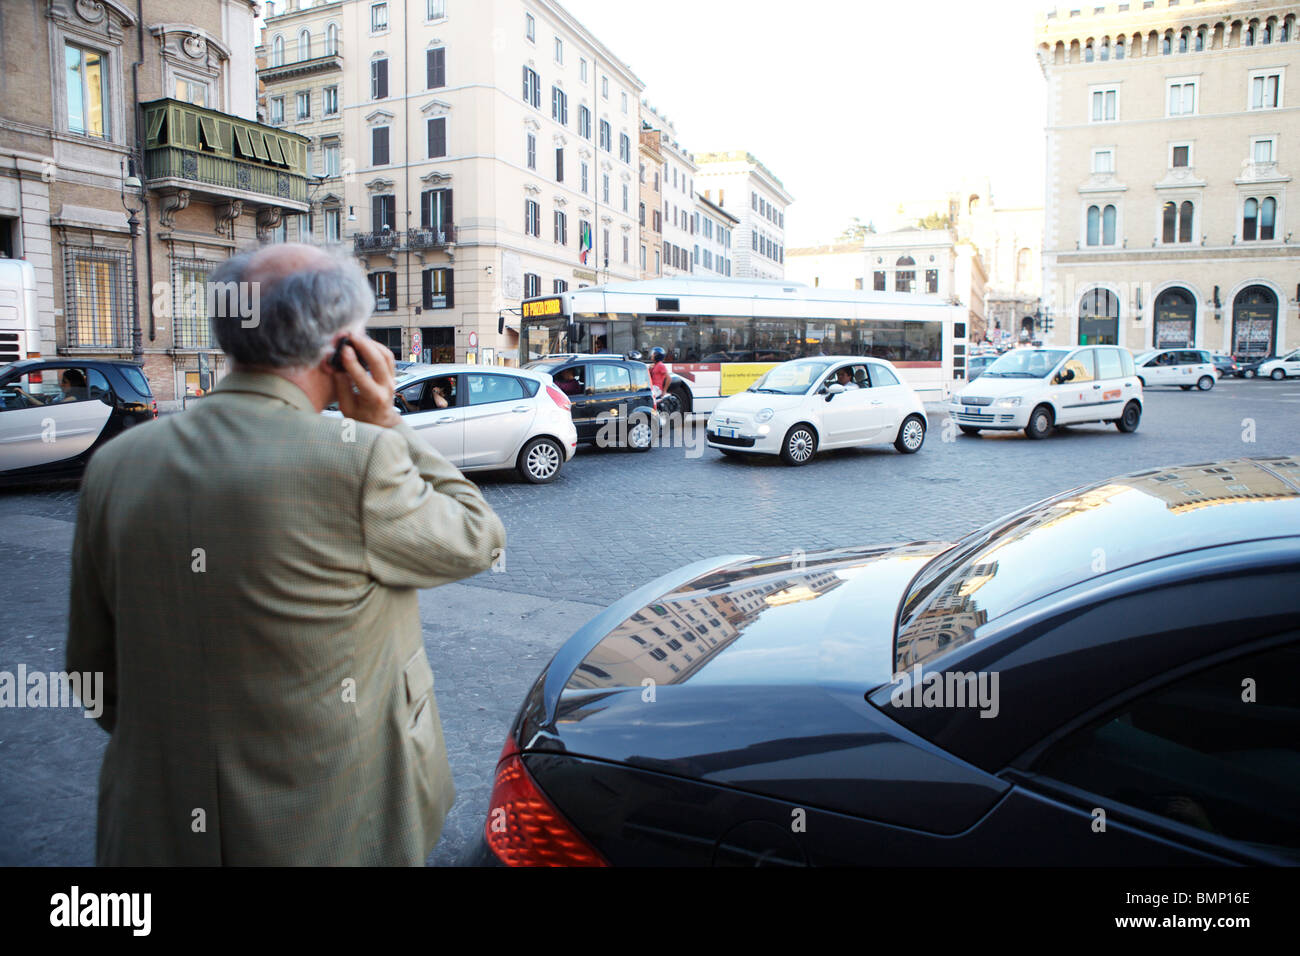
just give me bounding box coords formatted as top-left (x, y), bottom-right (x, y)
top-left (980, 349), bottom-right (1070, 379)
top-left (746, 360), bottom-right (834, 395)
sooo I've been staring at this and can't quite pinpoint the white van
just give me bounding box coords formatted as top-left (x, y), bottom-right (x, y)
top-left (0, 259), bottom-right (39, 366)
top-left (949, 345), bottom-right (1144, 439)
top-left (1133, 348), bottom-right (1218, 391)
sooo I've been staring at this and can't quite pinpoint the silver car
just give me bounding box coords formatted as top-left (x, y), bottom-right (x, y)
top-left (390, 364), bottom-right (578, 483)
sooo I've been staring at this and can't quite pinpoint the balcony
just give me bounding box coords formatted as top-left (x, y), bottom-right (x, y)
top-left (258, 37), bottom-right (344, 83)
top-left (353, 226), bottom-right (456, 257)
top-left (141, 99), bottom-right (310, 211)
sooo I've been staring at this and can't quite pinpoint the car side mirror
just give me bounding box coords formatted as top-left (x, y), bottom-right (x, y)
top-left (825, 383), bottom-right (846, 401)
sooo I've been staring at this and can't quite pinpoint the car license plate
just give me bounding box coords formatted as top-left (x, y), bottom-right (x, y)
top-left (717, 426), bottom-right (736, 438)
top-left (965, 407), bottom-right (980, 416)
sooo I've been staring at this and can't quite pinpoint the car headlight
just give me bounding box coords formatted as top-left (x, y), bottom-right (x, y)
top-left (996, 397), bottom-right (1023, 408)
top-left (755, 408), bottom-right (775, 423)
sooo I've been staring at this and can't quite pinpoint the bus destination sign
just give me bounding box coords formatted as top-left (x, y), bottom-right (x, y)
top-left (522, 297), bottom-right (564, 318)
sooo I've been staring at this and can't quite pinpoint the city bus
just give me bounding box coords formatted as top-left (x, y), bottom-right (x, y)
top-left (519, 277), bottom-right (967, 413)
top-left (0, 258), bottom-right (40, 367)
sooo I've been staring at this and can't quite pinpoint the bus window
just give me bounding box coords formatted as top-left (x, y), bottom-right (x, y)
top-left (700, 316), bottom-right (752, 362)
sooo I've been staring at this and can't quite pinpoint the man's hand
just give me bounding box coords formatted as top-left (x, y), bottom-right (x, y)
top-left (333, 334), bottom-right (400, 428)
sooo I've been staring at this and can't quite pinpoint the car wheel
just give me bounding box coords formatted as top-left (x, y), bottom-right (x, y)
top-left (894, 414), bottom-right (926, 454)
top-left (958, 425), bottom-right (981, 436)
top-left (780, 424), bottom-right (817, 466)
top-left (1272, 368), bottom-right (1286, 381)
top-left (626, 413), bottom-right (654, 452)
top-left (1243, 369), bottom-right (1255, 379)
top-left (670, 385), bottom-right (692, 414)
top-left (1024, 404), bottom-right (1054, 440)
top-left (1196, 375), bottom-right (1214, 391)
top-left (517, 437), bottom-right (563, 483)
top-left (1116, 401), bottom-right (1141, 433)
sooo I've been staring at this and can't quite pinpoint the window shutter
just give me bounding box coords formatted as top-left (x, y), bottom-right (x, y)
top-left (445, 269), bottom-right (454, 308)
top-left (372, 127), bottom-right (389, 166)
top-left (427, 48), bottom-right (445, 89)
top-left (444, 189), bottom-right (453, 229)
top-left (420, 190), bottom-right (432, 229)
top-left (422, 268), bottom-right (432, 309)
top-left (428, 117), bottom-right (446, 158)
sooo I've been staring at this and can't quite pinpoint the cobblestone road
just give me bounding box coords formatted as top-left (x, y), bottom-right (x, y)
top-left (1, 378), bottom-right (1297, 865)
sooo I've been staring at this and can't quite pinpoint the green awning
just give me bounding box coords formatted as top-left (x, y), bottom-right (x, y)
top-left (145, 107), bottom-right (167, 145)
top-left (248, 129), bottom-right (269, 161)
top-left (264, 134), bottom-right (285, 165)
top-left (232, 124), bottom-right (252, 159)
top-left (198, 115), bottom-right (222, 150)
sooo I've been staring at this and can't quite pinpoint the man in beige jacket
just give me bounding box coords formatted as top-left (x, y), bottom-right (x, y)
top-left (66, 244), bottom-right (506, 865)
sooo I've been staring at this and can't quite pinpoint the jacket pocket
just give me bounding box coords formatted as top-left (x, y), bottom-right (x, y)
top-left (403, 648), bottom-right (435, 722)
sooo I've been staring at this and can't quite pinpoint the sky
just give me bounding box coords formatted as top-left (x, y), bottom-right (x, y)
top-left (559, 0), bottom-right (1057, 246)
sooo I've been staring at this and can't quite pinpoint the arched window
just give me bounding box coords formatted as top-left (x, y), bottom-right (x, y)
top-left (1265, 18), bottom-right (1275, 44)
top-left (1162, 202), bottom-right (1178, 243)
top-left (1102, 204), bottom-right (1117, 245)
top-left (895, 256), bottom-right (916, 293)
top-left (1179, 28), bottom-right (1190, 53)
top-left (1260, 197), bottom-right (1277, 240)
top-left (1163, 31), bottom-right (1173, 54)
top-left (326, 23), bottom-right (339, 55)
top-left (1243, 197), bottom-right (1259, 240)
top-left (1246, 21), bottom-right (1257, 46)
top-left (1087, 205), bottom-right (1101, 246)
top-left (1154, 288), bottom-right (1196, 348)
top-left (1085, 41), bottom-right (1095, 62)
top-left (1284, 15), bottom-right (1294, 42)
top-left (1179, 201), bottom-right (1194, 243)
top-left (298, 29), bottom-right (311, 61)
top-left (272, 34), bottom-right (284, 67)
top-left (1116, 37), bottom-right (1125, 59)
top-left (1079, 288), bottom-right (1120, 345)
top-left (1100, 38), bottom-right (1110, 61)
top-left (1196, 27), bottom-right (1206, 51)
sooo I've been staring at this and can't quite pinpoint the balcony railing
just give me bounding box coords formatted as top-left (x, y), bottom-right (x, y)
top-left (353, 226), bottom-right (456, 255)
top-left (141, 98), bottom-right (309, 205)
top-left (259, 36), bottom-right (344, 80)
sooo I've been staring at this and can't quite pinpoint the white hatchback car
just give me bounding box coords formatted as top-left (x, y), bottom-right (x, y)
top-left (706, 357), bottom-right (928, 465)
top-left (335, 364), bottom-right (578, 483)
top-left (1133, 348), bottom-right (1219, 391)
top-left (1257, 348), bottom-right (1300, 381)
top-left (949, 345), bottom-right (1143, 439)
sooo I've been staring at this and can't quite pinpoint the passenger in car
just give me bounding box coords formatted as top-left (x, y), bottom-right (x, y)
top-left (57, 369), bottom-right (88, 403)
top-left (555, 367), bottom-right (583, 396)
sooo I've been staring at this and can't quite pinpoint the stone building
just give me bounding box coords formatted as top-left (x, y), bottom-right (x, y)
top-left (0, 0), bottom-right (309, 407)
top-left (1038, 0), bottom-right (1300, 358)
top-left (694, 150), bottom-right (793, 280)
top-left (637, 126), bottom-right (664, 277)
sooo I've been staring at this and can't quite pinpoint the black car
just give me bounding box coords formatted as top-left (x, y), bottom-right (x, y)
top-left (0, 358), bottom-right (157, 485)
top-left (1237, 356), bottom-right (1273, 378)
top-left (467, 457), bottom-right (1300, 866)
top-left (1209, 353), bottom-right (1240, 377)
top-left (525, 355), bottom-right (658, 451)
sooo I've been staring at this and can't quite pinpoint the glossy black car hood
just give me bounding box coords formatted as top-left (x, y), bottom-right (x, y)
top-left (515, 543), bottom-right (1015, 834)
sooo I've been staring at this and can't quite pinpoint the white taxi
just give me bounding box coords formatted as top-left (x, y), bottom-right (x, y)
top-left (706, 356), bottom-right (928, 465)
top-left (1257, 349), bottom-right (1300, 381)
top-left (1133, 348), bottom-right (1219, 391)
top-left (949, 345), bottom-right (1143, 439)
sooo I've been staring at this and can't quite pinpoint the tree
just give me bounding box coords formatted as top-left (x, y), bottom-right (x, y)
top-left (838, 217), bottom-right (876, 241)
top-left (916, 212), bottom-right (953, 231)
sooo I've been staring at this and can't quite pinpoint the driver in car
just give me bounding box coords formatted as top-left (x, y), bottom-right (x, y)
top-left (834, 367), bottom-right (860, 388)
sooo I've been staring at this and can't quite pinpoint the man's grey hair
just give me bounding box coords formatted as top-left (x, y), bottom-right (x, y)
top-left (208, 246), bottom-right (373, 368)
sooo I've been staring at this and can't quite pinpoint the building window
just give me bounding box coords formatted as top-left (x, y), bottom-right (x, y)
top-left (554, 147), bottom-right (564, 182)
top-left (1162, 200), bottom-right (1195, 243)
top-left (64, 245), bottom-right (130, 346)
top-left (551, 86), bottom-right (568, 125)
top-left (369, 270), bottom-right (396, 311)
top-left (580, 161), bottom-right (588, 193)
top-left (622, 183), bottom-right (629, 212)
top-left (427, 47), bottom-right (446, 89)
top-left (640, 244), bottom-right (646, 269)
top-left (873, 271), bottom-right (886, 291)
top-left (171, 256), bottom-right (216, 349)
top-left (554, 36), bottom-right (563, 63)
top-left (1253, 137), bottom-right (1276, 164)
top-left (371, 126), bottom-right (390, 165)
top-left (522, 66), bottom-right (541, 108)
top-left (601, 75), bottom-right (609, 98)
top-left (65, 43), bottom-right (108, 138)
top-left (427, 117), bottom-right (446, 158)
top-left (420, 187), bottom-right (452, 232)
top-left (271, 35), bottom-right (284, 67)
top-left (1171, 143), bottom-right (1191, 168)
top-left (638, 201), bottom-right (645, 226)
top-left (422, 267), bottom-right (454, 309)
top-left (526, 132), bottom-right (536, 169)
top-left (524, 273), bottom-right (540, 298)
top-left (525, 12), bottom-right (535, 41)
top-left (298, 29), bottom-right (312, 61)
top-left (619, 132), bottom-right (631, 163)
top-left (323, 86), bottom-right (338, 115)
top-left (1085, 203), bottom-right (1118, 246)
top-left (553, 279), bottom-right (568, 294)
top-left (579, 58), bottom-right (587, 82)
top-left (1250, 71), bottom-right (1282, 110)
top-left (621, 91), bottom-right (628, 113)
top-left (370, 2), bottom-right (388, 32)
top-left (269, 96), bottom-right (284, 124)
top-left (323, 143), bottom-right (340, 176)
top-left (895, 256), bottom-right (916, 292)
top-left (371, 58), bottom-right (389, 99)
top-left (578, 104), bottom-right (591, 139)
top-left (1242, 196), bottom-right (1278, 241)
top-left (371, 194), bottom-right (396, 232)
top-left (925, 269), bottom-right (939, 294)
top-left (1090, 87), bottom-right (1118, 122)
top-left (1167, 79), bottom-right (1197, 116)
top-left (296, 90), bottom-right (310, 120)
top-left (525, 199), bottom-right (540, 237)
top-left (174, 76), bottom-right (208, 106)
top-left (1092, 148), bottom-right (1114, 174)
top-left (623, 234), bottom-right (629, 263)
top-left (599, 119), bottom-right (611, 151)
top-left (324, 207), bottom-right (341, 243)
top-left (602, 174), bottom-right (610, 203)
top-left (426, 0), bottom-right (446, 21)
top-left (652, 210), bottom-right (661, 232)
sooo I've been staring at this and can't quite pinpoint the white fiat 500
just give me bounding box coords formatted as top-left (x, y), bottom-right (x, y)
top-left (706, 357), bottom-right (928, 465)
top-left (949, 345), bottom-right (1143, 440)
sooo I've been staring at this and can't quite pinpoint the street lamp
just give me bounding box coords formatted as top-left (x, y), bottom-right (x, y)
top-left (120, 159), bottom-right (144, 362)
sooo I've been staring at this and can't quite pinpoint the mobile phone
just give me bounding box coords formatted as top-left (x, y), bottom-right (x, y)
top-left (329, 336), bottom-right (370, 373)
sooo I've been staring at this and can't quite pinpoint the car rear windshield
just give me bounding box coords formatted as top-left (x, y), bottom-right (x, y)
top-left (118, 365), bottom-right (152, 397)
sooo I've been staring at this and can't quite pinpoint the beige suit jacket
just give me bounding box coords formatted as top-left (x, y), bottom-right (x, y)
top-left (66, 371), bottom-right (506, 865)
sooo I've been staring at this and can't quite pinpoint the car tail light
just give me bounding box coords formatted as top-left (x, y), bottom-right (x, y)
top-left (484, 737), bottom-right (607, 867)
top-left (546, 385), bottom-right (571, 411)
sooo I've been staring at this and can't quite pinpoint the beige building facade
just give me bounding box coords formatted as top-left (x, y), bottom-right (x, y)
top-left (287, 0), bottom-right (643, 365)
top-left (637, 127), bottom-right (663, 277)
top-left (1038, 1), bottom-right (1300, 358)
top-left (0, 0), bottom-right (307, 406)
top-left (695, 150), bottom-right (792, 280)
